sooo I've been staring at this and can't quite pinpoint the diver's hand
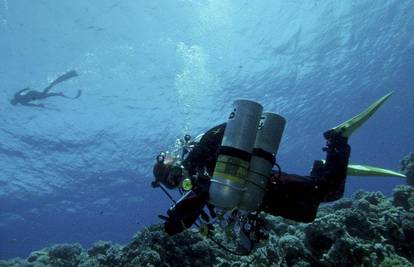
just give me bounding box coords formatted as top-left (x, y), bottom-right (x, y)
top-left (323, 129), bottom-right (349, 151)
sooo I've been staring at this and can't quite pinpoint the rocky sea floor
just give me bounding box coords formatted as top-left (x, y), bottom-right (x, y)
top-left (1, 184), bottom-right (413, 267)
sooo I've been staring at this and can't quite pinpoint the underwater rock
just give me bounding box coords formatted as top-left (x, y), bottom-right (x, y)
top-left (27, 250), bottom-right (47, 263)
top-left (1, 186), bottom-right (414, 267)
top-left (277, 234), bottom-right (308, 266)
top-left (48, 243), bottom-right (82, 265)
top-left (331, 197), bottom-right (353, 210)
top-left (120, 224), bottom-right (217, 267)
top-left (304, 211), bottom-right (346, 258)
top-left (401, 152), bottom-right (414, 186)
top-left (392, 184), bottom-right (414, 211)
top-left (87, 241), bottom-right (112, 257)
top-left (86, 241), bottom-right (122, 266)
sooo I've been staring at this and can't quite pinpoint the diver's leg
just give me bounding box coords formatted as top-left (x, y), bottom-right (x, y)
top-left (45, 90), bottom-right (81, 100)
top-left (45, 92), bottom-right (64, 98)
top-left (312, 130), bottom-right (351, 202)
top-left (42, 70), bottom-right (78, 93)
top-left (261, 173), bottom-right (322, 222)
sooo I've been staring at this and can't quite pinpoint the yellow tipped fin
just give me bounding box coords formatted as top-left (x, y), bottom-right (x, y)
top-left (321, 160), bottom-right (406, 178)
top-left (347, 164), bottom-right (406, 178)
top-left (332, 92), bottom-right (393, 138)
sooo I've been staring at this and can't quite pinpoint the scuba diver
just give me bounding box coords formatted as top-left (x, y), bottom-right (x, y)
top-left (10, 70), bottom-right (81, 108)
top-left (151, 93), bottom-right (406, 254)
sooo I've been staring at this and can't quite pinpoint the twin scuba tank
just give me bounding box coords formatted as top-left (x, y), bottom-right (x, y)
top-left (209, 100), bottom-right (286, 212)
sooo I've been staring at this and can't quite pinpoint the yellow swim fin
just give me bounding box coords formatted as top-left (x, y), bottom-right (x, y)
top-left (346, 163), bottom-right (406, 178)
top-left (332, 92), bottom-right (393, 138)
top-left (321, 160), bottom-right (406, 178)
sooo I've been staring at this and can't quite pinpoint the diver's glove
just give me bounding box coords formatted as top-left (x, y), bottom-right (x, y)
top-left (312, 129), bottom-right (351, 202)
top-left (162, 191), bottom-right (208, 235)
top-left (323, 129), bottom-right (349, 150)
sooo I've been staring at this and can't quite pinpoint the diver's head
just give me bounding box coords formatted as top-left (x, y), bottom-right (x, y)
top-left (153, 153), bottom-right (184, 189)
top-left (10, 98), bottom-right (18, 105)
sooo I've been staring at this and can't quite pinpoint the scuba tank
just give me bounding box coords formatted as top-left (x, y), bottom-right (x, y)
top-left (208, 111), bottom-right (285, 256)
top-left (209, 100), bottom-right (263, 209)
top-left (239, 112), bottom-right (286, 212)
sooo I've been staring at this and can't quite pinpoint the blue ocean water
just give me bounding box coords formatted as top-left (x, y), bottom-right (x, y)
top-left (0, 0), bottom-right (413, 260)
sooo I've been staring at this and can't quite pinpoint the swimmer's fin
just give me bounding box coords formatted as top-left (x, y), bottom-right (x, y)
top-left (331, 92), bottom-right (393, 138)
top-left (347, 163), bottom-right (406, 178)
top-left (51, 70), bottom-right (78, 85)
top-left (321, 160), bottom-right (406, 178)
top-left (73, 90), bottom-right (82, 99)
top-left (62, 90), bottom-right (82, 99)
top-left (43, 70), bottom-right (78, 93)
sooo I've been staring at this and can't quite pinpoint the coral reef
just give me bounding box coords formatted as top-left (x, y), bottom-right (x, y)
top-left (1, 186), bottom-right (414, 267)
top-left (401, 152), bottom-right (414, 186)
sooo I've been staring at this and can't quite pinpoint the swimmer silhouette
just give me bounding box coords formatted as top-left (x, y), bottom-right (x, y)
top-left (10, 70), bottom-right (81, 108)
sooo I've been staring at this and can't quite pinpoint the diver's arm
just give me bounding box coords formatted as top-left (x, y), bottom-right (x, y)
top-left (261, 173), bottom-right (322, 222)
top-left (163, 190), bottom-right (208, 235)
top-left (183, 144), bottom-right (209, 176)
top-left (161, 124), bottom-right (226, 234)
top-left (183, 123), bottom-right (226, 175)
top-left (14, 88), bottom-right (30, 97)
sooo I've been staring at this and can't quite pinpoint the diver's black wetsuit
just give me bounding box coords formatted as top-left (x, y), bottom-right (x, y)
top-left (164, 123), bottom-right (350, 235)
top-left (10, 70), bottom-right (81, 107)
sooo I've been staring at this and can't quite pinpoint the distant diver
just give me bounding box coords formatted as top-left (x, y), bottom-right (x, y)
top-left (10, 70), bottom-right (81, 108)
